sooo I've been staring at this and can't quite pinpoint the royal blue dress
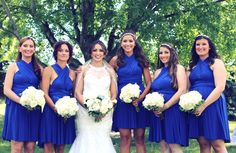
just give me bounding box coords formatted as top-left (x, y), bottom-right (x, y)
top-left (40, 64), bottom-right (76, 145)
top-left (188, 58), bottom-right (230, 142)
top-left (2, 60), bottom-right (41, 141)
top-left (112, 54), bottom-right (149, 131)
top-left (149, 67), bottom-right (188, 146)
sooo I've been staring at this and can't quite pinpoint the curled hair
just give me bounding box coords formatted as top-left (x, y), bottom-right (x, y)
top-left (189, 35), bottom-right (219, 70)
top-left (53, 41), bottom-right (73, 63)
top-left (117, 30), bottom-right (149, 68)
top-left (157, 43), bottom-right (179, 89)
top-left (88, 40), bottom-right (108, 56)
top-left (17, 37), bottom-right (41, 80)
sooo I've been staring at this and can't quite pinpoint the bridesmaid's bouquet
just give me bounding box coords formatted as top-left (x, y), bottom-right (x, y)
top-left (55, 96), bottom-right (78, 121)
top-left (179, 91), bottom-right (204, 113)
top-left (119, 83), bottom-right (141, 112)
top-left (84, 95), bottom-right (116, 122)
top-left (20, 86), bottom-right (45, 111)
top-left (143, 92), bottom-right (164, 111)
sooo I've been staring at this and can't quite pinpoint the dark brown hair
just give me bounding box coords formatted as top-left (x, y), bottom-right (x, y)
top-left (116, 30), bottom-right (149, 68)
top-left (189, 34), bottom-right (219, 70)
top-left (157, 43), bottom-right (179, 89)
top-left (53, 40), bottom-right (73, 63)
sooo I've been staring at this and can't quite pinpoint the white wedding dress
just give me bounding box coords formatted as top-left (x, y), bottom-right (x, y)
top-left (69, 65), bottom-right (116, 153)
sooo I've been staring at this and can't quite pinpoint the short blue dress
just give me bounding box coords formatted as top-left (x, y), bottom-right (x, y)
top-left (2, 60), bottom-right (41, 141)
top-left (148, 67), bottom-right (188, 146)
top-left (40, 64), bottom-right (76, 145)
top-left (112, 54), bottom-right (149, 131)
top-left (188, 58), bottom-right (230, 142)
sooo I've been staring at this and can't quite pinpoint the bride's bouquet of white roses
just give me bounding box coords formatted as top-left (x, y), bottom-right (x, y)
top-left (84, 95), bottom-right (116, 122)
top-left (143, 92), bottom-right (164, 111)
top-left (119, 83), bottom-right (141, 112)
top-left (179, 91), bottom-right (204, 113)
top-left (55, 96), bottom-right (78, 121)
top-left (20, 86), bottom-right (45, 111)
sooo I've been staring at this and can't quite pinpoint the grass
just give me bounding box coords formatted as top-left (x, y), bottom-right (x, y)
top-left (0, 97), bottom-right (236, 153)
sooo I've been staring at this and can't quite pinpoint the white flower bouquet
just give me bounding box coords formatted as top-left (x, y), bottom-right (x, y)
top-left (119, 83), bottom-right (141, 112)
top-left (84, 95), bottom-right (115, 122)
top-left (179, 91), bottom-right (204, 113)
top-left (143, 92), bottom-right (164, 111)
top-left (20, 86), bottom-right (45, 111)
top-left (55, 96), bottom-right (78, 121)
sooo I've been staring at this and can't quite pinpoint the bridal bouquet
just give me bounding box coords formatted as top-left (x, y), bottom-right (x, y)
top-left (143, 92), bottom-right (164, 111)
top-left (20, 86), bottom-right (45, 111)
top-left (119, 83), bottom-right (141, 112)
top-left (179, 91), bottom-right (204, 113)
top-left (55, 96), bottom-right (78, 121)
top-left (84, 95), bottom-right (116, 122)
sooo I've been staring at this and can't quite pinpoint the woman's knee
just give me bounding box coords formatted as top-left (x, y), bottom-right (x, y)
top-left (11, 141), bottom-right (23, 153)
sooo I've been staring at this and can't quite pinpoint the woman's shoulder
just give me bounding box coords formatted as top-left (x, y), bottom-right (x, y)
top-left (109, 56), bottom-right (118, 69)
top-left (43, 66), bottom-right (54, 74)
top-left (213, 58), bottom-right (224, 65)
top-left (176, 64), bottom-right (186, 71)
top-left (211, 58), bottom-right (225, 69)
top-left (6, 62), bottom-right (17, 73)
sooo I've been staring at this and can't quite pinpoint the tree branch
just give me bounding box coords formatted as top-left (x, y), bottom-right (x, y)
top-left (41, 21), bottom-right (57, 47)
top-left (69, 0), bottom-right (80, 44)
top-left (0, 0), bottom-right (20, 40)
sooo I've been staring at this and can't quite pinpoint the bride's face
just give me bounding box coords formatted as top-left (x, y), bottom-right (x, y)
top-left (91, 44), bottom-right (106, 62)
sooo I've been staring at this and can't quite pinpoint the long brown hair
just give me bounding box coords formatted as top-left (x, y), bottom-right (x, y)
top-left (17, 37), bottom-right (41, 80)
top-left (116, 30), bottom-right (149, 68)
top-left (156, 43), bottom-right (178, 89)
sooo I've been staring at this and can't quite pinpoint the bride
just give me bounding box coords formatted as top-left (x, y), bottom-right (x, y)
top-left (69, 40), bottom-right (117, 153)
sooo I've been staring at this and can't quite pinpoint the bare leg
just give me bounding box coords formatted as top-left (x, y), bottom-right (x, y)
top-left (134, 128), bottom-right (146, 153)
top-left (197, 136), bottom-right (211, 153)
top-left (120, 128), bottom-right (132, 153)
top-left (211, 139), bottom-right (228, 153)
top-left (24, 141), bottom-right (35, 153)
top-left (160, 140), bottom-right (170, 153)
top-left (169, 143), bottom-right (182, 153)
top-left (44, 143), bottom-right (54, 153)
top-left (11, 140), bottom-right (23, 153)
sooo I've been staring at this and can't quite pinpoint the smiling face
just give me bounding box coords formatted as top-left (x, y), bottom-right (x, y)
top-left (91, 44), bottom-right (106, 63)
top-left (121, 35), bottom-right (135, 55)
top-left (159, 46), bottom-right (170, 66)
top-left (19, 39), bottom-right (35, 58)
top-left (57, 44), bottom-right (70, 62)
top-left (195, 38), bottom-right (210, 60)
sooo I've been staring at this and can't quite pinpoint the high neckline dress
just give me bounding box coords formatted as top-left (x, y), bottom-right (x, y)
top-left (2, 60), bottom-right (41, 141)
top-left (188, 58), bottom-right (230, 142)
top-left (112, 54), bottom-right (149, 131)
top-left (149, 67), bottom-right (188, 146)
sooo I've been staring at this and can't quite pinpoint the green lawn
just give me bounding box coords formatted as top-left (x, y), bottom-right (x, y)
top-left (0, 97), bottom-right (236, 153)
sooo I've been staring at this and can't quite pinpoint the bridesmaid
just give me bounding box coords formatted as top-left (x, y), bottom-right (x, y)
top-left (188, 35), bottom-right (230, 153)
top-left (2, 37), bottom-right (42, 153)
top-left (110, 30), bottom-right (151, 153)
top-left (148, 43), bottom-right (188, 153)
top-left (40, 40), bottom-right (76, 153)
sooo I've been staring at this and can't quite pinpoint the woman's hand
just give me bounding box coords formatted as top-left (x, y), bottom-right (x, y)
top-left (153, 109), bottom-right (162, 117)
top-left (132, 98), bottom-right (139, 107)
top-left (194, 104), bottom-right (206, 117)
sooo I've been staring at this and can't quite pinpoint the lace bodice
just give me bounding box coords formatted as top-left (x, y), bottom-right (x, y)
top-left (83, 65), bottom-right (111, 97)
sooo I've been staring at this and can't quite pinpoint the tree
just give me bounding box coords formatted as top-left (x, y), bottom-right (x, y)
top-left (0, 0), bottom-right (235, 67)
